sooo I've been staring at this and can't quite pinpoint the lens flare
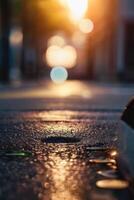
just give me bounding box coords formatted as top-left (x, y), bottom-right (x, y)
top-left (79, 19), bottom-right (94, 34)
top-left (50, 66), bottom-right (68, 84)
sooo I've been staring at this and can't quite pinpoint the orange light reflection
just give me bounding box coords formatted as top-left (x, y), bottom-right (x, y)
top-left (50, 81), bottom-right (92, 98)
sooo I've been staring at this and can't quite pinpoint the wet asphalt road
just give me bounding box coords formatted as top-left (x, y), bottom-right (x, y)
top-left (0, 81), bottom-right (134, 200)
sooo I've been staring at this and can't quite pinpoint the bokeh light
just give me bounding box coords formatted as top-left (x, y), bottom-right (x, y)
top-left (50, 66), bottom-right (68, 84)
top-left (47, 35), bottom-right (66, 47)
top-left (46, 45), bottom-right (62, 67)
top-left (45, 45), bottom-right (77, 68)
top-left (79, 18), bottom-right (94, 34)
top-left (72, 31), bottom-right (86, 47)
top-left (10, 28), bottom-right (23, 46)
top-left (63, 45), bottom-right (77, 68)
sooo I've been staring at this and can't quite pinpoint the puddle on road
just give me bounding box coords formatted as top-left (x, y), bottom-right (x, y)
top-left (34, 145), bottom-right (131, 200)
top-left (0, 144), bottom-right (131, 200)
top-left (96, 179), bottom-right (129, 189)
top-left (41, 136), bottom-right (81, 144)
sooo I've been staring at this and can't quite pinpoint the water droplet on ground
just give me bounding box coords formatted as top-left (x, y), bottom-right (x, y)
top-left (44, 182), bottom-right (50, 189)
top-left (109, 150), bottom-right (118, 158)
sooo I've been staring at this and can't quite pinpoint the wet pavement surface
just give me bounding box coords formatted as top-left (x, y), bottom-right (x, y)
top-left (0, 81), bottom-right (134, 200)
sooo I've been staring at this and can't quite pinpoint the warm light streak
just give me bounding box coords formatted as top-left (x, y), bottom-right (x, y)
top-left (0, 81), bottom-right (92, 99)
top-left (96, 179), bottom-right (129, 189)
top-left (50, 155), bottom-right (80, 200)
top-left (51, 81), bottom-right (92, 98)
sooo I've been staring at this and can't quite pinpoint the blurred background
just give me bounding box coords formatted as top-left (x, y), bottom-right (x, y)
top-left (0, 0), bottom-right (134, 84)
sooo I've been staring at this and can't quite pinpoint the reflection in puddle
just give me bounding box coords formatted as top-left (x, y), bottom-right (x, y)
top-left (36, 146), bottom-right (92, 200)
top-left (50, 154), bottom-right (79, 200)
top-left (96, 179), bottom-right (129, 189)
top-left (35, 146), bottom-right (130, 199)
top-left (89, 159), bottom-right (116, 164)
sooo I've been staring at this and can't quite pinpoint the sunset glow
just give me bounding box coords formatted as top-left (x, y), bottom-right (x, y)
top-left (59, 0), bottom-right (88, 22)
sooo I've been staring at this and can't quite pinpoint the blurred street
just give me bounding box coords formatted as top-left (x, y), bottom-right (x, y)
top-left (0, 0), bottom-right (134, 199)
top-left (0, 81), bottom-right (134, 110)
top-left (0, 81), bottom-right (134, 200)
